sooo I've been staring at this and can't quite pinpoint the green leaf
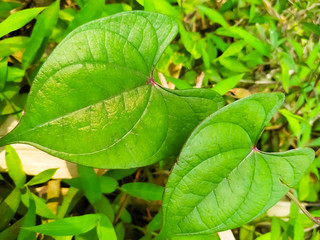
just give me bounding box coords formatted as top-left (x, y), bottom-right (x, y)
top-left (217, 40), bottom-right (246, 59)
top-left (197, 5), bottom-right (228, 28)
top-left (0, 0), bottom-right (22, 18)
top-left (212, 74), bottom-right (244, 95)
top-left (22, 0), bottom-right (60, 69)
top-left (0, 7), bottom-right (45, 38)
top-left (78, 165), bottom-right (101, 204)
top-left (94, 196), bottom-right (115, 222)
top-left (5, 145), bottom-right (26, 188)
top-left (96, 214), bottom-right (117, 240)
top-left (0, 11), bottom-right (224, 169)
top-left (0, 216), bottom-right (24, 240)
top-left (217, 27), bottom-right (270, 57)
top-left (160, 93), bottom-right (314, 238)
top-left (0, 57), bottom-right (8, 91)
top-left (0, 36), bottom-right (29, 58)
top-left (26, 168), bottom-right (58, 186)
top-left (219, 57), bottom-right (250, 72)
top-left (24, 214), bottom-right (101, 236)
top-left (121, 182), bottom-right (164, 201)
top-left (0, 188), bottom-right (21, 231)
top-left (99, 176), bottom-right (118, 194)
top-left (17, 190), bottom-right (36, 240)
top-left (21, 191), bottom-right (56, 219)
top-left (302, 22), bottom-right (320, 36)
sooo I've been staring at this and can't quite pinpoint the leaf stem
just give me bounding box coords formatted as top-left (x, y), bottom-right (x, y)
top-left (286, 191), bottom-right (320, 225)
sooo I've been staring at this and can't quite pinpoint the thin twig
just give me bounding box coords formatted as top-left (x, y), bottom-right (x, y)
top-left (114, 168), bottom-right (142, 224)
top-left (286, 191), bottom-right (320, 225)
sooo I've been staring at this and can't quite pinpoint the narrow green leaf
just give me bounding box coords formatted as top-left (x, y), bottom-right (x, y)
top-left (94, 196), bottom-right (115, 222)
top-left (0, 7), bottom-right (45, 38)
top-left (0, 36), bottom-right (29, 58)
top-left (0, 188), bottom-right (21, 231)
top-left (24, 214), bottom-right (101, 236)
top-left (105, 168), bottom-right (137, 180)
top-left (165, 75), bottom-right (192, 90)
top-left (22, 0), bottom-right (60, 69)
top-left (0, 11), bottom-right (224, 169)
top-left (0, 216), bottom-right (24, 240)
top-left (217, 40), bottom-right (246, 59)
top-left (147, 210), bottom-right (163, 232)
top-left (218, 27), bottom-right (270, 57)
top-left (5, 145), bottom-right (26, 188)
top-left (96, 214), bottom-right (117, 240)
top-left (57, 187), bottom-right (83, 219)
top-left (289, 39), bottom-right (303, 61)
top-left (121, 182), bottom-right (164, 201)
top-left (18, 190), bottom-right (36, 240)
top-left (21, 192), bottom-right (56, 219)
top-left (78, 165), bottom-right (101, 204)
top-left (197, 5), bottom-right (228, 28)
top-left (306, 42), bottom-right (320, 69)
top-left (212, 74), bottom-right (244, 95)
top-left (219, 57), bottom-right (250, 72)
top-left (161, 93), bottom-right (314, 238)
top-left (302, 22), bottom-right (320, 36)
top-left (280, 62), bottom-right (290, 93)
top-left (0, 57), bottom-right (8, 91)
top-left (26, 168), bottom-right (58, 186)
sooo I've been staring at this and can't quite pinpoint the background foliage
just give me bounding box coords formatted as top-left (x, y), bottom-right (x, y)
top-left (0, 0), bottom-right (319, 239)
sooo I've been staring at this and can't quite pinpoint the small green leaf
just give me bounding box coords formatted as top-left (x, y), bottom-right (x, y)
top-left (0, 7), bottom-right (45, 38)
top-left (24, 214), bottom-right (101, 236)
top-left (0, 11), bottom-right (224, 169)
top-left (121, 182), bottom-right (164, 201)
top-left (5, 145), bottom-right (26, 188)
top-left (22, 0), bottom-right (60, 69)
top-left (0, 188), bottom-right (21, 231)
top-left (197, 5), bottom-right (228, 28)
top-left (212, 74), bottom-right (244, 95)
top-left (217, 40), bottom-right (246, 59)
top-left (96, 214), bottom-right (117, 240)
top-left (161, 93), bottom-right (314, 238)
top-left (26, 168), bottom-right (58, 186)
top-left (99, 176), bottom-right (118, 194)
top-left (21, 192), bottom-right (56, 219)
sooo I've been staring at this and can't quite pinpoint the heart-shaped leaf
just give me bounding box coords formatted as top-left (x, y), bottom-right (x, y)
top-left (160, 93), bottom-right (314, 238)
top-left (0, 11), bottom-right (224, 169)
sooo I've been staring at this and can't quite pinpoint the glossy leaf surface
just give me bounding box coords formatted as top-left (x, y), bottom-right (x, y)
top-left (0, 11), bottom-right (224, 169)
top-left (24, 214), bottom-right (100, 236)
top-left (161, 93), bottom-right (314, 238)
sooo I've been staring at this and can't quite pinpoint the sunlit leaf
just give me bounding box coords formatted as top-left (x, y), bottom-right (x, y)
top-left (0, 11), bottom-right (224, 169)
top-left (121, 182), bottom-right (164, 201)
top-left (160, 93), bottom-right (314, 238)
top-left (0, 7), bottom-right (45, 38)
top-left (24, 214), bottom-right (100, 236)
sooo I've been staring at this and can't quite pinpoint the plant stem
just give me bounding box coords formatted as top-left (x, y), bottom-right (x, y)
top-left (113, 168), bottom-right (141, 224)
top-left (286, 191), bottom-right (320, 225)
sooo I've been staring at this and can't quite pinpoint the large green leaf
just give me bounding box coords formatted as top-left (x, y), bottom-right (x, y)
top-left (0, 11), bottom-right (224, 169)
top-left (160, 93), bottom-right (314, 238)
